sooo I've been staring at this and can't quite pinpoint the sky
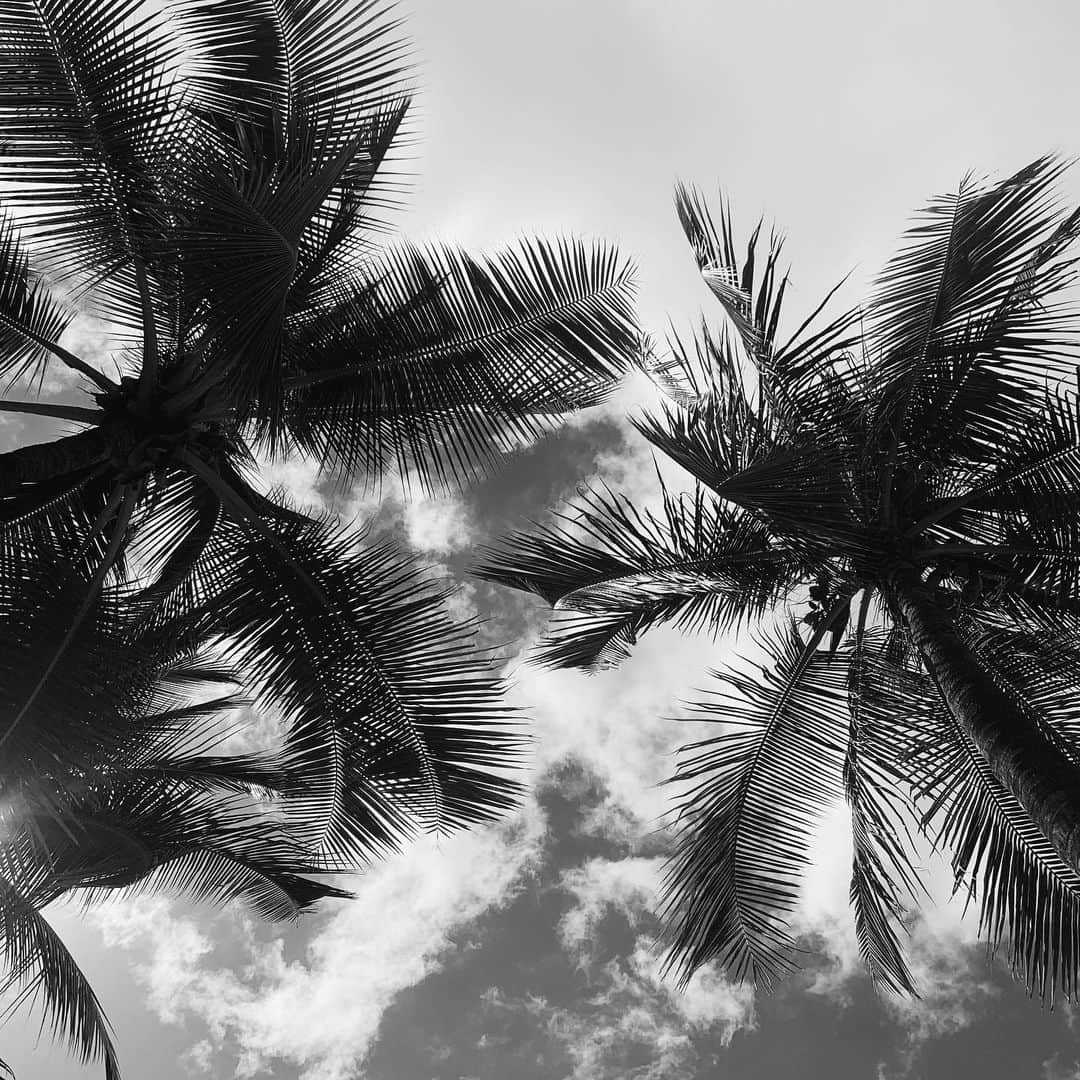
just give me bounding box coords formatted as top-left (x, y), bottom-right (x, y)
top-left (8, 1), bottom-right (1080, 1077)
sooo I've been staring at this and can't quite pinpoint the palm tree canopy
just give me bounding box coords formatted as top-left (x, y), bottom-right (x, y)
top-left (0, 0), bottom-right (639, 865)
top-left (478, 157), bottom-right (1080, 1002)
top-left (0, 0), bottom-right (637, 1074)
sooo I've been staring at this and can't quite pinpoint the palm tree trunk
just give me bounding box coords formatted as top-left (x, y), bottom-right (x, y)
top-left (0, 430), bottom-right (111, 495)
top-left (893, 570), bottom-right (1080, 874)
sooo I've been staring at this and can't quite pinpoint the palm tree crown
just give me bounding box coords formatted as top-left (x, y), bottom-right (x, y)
top-left (0, 0), bottom-right (637, 1074)
top-left (479, 158), bottom-right (1080, 1002)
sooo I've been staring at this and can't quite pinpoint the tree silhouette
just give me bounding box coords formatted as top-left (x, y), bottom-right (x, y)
top-left (479, 158), bottom-right (1080, 1000)
top-left (0, 0), bottom-right (636, 1072)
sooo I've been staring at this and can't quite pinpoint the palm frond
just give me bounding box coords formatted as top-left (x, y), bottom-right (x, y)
top-left (844, 624), bottom-right (927, 996)
top-left (673, 183), bottom-right (861, 418)
top-left (905, 694), bottom-right (1080, 1001)
top-left (282, 237), bottom-right (638, 492)
top-left (633, 395), bottom-right (860, 553)
top-left (476, 484), bottom-right (797, 671)
top-left (0, 0), bottom-right (182, 325)
top-left (868, 156), bottom-right (1080, 475)
top-left (154, 499), bottom-right (526, 865)
top-left (659, 623), bottom-right (849, 989)
top-left (173, 0), bottom-right (409, 127)
top-left (0, 877), bottom-right (119, 1080)
top-left (0, 211), bottom-right (72, 386)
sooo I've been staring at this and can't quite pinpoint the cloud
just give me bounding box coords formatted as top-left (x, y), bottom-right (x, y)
top-left (90, 808), bottom-right (545, 1080)
top-left (521, 851), bottom-right (754, 1080)
top-left (511, 626), bottom-right (731, 824)
top-left (557, 854), bottom-right (755, 1037)
top-left (257, 455), bottom-right (329, 515)
top-left (558, 856), bottom-right (664, 960)
top-left (791, 810), bottom-right (1001, 1075)
top-left (89, 620), bottom-right (738, 1077)
top-left (535, 950), bottom-right (751, 1080)
top-left (402, 495), bottom-right (474, 555)
top-left (881, 899), bottom-right (997, 1047)
top-left (92, 897), bottom-right (215, 1024)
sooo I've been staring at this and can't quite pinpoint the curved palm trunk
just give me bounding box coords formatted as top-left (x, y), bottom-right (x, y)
top-left (0, 429), bottom-right (111, 495)
top-left (894, 572), bottom-right (1080, 874)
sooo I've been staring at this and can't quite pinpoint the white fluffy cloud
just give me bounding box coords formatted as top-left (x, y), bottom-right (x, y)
top-left (402, 495), bottom-right (474, 554)
top-left (557, 854), bottom-right (755, 1034)
top-left (511, 626), bottom-right (732, 823)
top-left (90, 807), bottom-right (545, 1080)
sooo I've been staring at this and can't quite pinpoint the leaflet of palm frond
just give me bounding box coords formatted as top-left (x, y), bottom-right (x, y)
top-left (108, 742), bottom-right (288, 797)
top-left (173, 0), bottom-right (409, 132)
top-left (0, 644), bottom-right (255, 878)
top-left (123, 457), bottom-right (286, 630)
top-left (966, 628), bottom-right (1080, 764)
top-left (161, 102), bottom-right (411, 444)
top-left (769, 288), bottom-right (862, 388)
top-left (0, 210), bottom-right (73, 387)
top-left (674, 183), bottom-right (738, 282)
top-left (121, 470), bottom-right (223, 605)
top-left (636, 404), bottom-right (857, 543)
top-left (659, 623), bottom-right (850, 990)
top-left (867, 157), bottom-right (1071, 440)
top-left (0, 875), bottom-right (119, 1080)
top-left (123, 846), bottom-right (353, 920)
top-left (843, 631), bottom-right (930, 995)
top-left (0, 570), bottom-right (227, 809)
top-left (971, 530), bottom-right (1080, 605)
top-left (0, 579), bottom-right (158, 780)
top-left (982, 587), bottom-right (1080, 640)
top-left (879, 296), bottom-right (1080, 481)
top-left (0, 0), bottom-right (182, 329)
top-left (633, 334), bottom-right (703, 406)
top-left (674, 184), bottom-right (770, 357)
top-left (283, 238), bottom-right (638, 493)
top-left (903, 693), bottom-right (1080, 1001)
top-left (675, 181), bottom-right (866, 406)
top-left (165, 504), bottom-right (525, 866)
top-left (774, 362), bottom-right (866, 461)
top-left (533, 569), bottom-right (789, 672)
top-left (162, 135), bottom-right (314, 400)
top-left (632, 387), bottom-right (771, 497)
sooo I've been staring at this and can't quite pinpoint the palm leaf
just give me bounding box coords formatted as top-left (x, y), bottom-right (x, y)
top-left (152, 499), bottom-right (526, 864)
top-left (476, 484), bottom-right (797, 670)
top-left (282, 238), bottom-right (637, 492)
top-left (0, 211), bottom-right (72, 386)
top-left (0, 0), bottom-right (181, 326)
top-left (844, 624), bottom-right (927, 996)
top-left (659, 623), bottom-right (849, 989)
top-left (0, 877), bottom-right (119, 1080)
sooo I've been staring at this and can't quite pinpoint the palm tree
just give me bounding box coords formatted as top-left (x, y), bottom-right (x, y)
top-left (0, 3), bottom-right (642, 885)
top-left (0, 0), bottom-right (636, 1072)
top-left (478, 157), bottom-right (1080, 1002)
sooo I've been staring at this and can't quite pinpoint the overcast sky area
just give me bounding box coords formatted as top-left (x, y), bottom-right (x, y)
top-left (8, 1), bottom-right (1080, 1078)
